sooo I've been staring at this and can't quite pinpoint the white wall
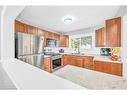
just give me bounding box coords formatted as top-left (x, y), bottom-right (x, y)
top-left (122, 13), bottom-right (127, 78)
top-left (0, 6), bottom-right (25, 61)
top-left (45, 26), bottom-right (101, 55)
top-left (0, 6), bottom-right (3, 60)
top-left (66, 26), bottom-right (104, 55)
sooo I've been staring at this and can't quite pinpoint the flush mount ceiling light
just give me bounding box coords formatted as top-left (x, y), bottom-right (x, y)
top-left (62, 16), bottom-right (74, 24)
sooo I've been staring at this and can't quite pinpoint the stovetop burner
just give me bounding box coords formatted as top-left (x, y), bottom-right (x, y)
top-left (44, 52), bottom-right (61, 56)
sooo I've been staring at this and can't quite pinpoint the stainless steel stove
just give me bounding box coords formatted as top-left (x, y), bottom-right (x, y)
top-left (44, 53), bottom-right (62, 72)
top-left (51, 53), bottom-right (62, 72)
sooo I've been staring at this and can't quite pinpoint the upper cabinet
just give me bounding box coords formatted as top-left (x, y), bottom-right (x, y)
top-left (15, 20), bottom-right (69, 47)
top-left (96, 27), bottom-right (106, 47)
top-left (106, 17), bottom-right (121, 47)
top-left (59, 35), bottom-right (69, 47)
top-left (95, 17), bottom-right (121, 47)
top-left (15, 20), bottom-right (25, 33)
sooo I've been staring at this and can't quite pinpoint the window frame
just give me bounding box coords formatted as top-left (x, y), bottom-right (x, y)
top-left (69, 34), bottom-right (93, 49)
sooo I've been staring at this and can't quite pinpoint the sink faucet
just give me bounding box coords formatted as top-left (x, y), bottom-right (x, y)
top-left (75, 44), bottom-right (80, 54)
top-left (77, 47), bottom-right (80, 54)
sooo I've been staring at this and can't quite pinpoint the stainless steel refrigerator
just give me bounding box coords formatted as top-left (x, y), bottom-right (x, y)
top-left (15, 32), bottom-right (44, 69)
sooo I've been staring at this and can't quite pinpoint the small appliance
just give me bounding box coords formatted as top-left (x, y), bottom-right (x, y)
top-left (100, 48), bottom-right (112, 56)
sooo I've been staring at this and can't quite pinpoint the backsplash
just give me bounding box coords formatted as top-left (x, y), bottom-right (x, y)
top-left (44, 47), bottom-right (100, 55)
top-left (44, 47), bottom-right (122, 57)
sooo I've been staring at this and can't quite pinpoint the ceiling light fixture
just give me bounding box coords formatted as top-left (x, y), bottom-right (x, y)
top-left (62, 16), bottom-right (74, 24)
top-left (64, 18), bottom-right (72, 23)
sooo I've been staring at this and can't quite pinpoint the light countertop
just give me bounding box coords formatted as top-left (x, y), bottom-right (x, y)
top-left (61, 53), bottom-right (122, 63)
top-left (54, 65), bottom-right (125, 89)
top-left (44, 55), bottom-right (51, 58)
top-left (0, 64), bottom-right (16, 89)
top-left (1, 58), bottom-right (84, 89)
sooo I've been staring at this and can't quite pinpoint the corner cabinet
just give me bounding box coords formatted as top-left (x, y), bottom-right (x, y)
top-left (95, 17), bottom-right (121, 47)
top-left (106, 17), bottom-right (121, 47)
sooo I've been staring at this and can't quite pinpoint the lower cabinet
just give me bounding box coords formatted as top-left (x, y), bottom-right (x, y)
top-left (43, 57), bottom-right (51, 73)
top-left (110, 62), bottom-right (122, 76)
top-left (62, 55), bottom-right (122, 76)
top-left (83, 57), bottom-right (94, 70)
top-left (94, 61), bottom-right (122, 76)
top-left (76, 57), bottom-right (84, 67)
top-left (61, 54), bottom-right (94, 69)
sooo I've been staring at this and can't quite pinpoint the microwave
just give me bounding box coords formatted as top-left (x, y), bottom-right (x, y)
top-left (46, 38), bottom-right (58, 47)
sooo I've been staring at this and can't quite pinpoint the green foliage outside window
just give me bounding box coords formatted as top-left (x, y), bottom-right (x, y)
top-left (71, 38), bottom-right (80, 48)
top-left (70, 36), bottom-right (92, 49)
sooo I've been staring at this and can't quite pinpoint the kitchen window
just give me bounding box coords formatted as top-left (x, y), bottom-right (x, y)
top-left (70, 36), bottom-right (92, 49)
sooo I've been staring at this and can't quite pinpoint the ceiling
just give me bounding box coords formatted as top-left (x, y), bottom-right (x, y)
top-left (17, 6), bottom-right (120, 33)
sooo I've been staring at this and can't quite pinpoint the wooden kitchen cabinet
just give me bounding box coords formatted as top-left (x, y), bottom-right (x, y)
top-left (15, 20), bottom-right (25, 33)
top-left (95, 27), bottom-right (106, 47)
top-left (94, 61), bottom-right (122, 76)
top-left (43, 57), bottom-right (51, 73)
top-left (110, 62), bottom-right (122, 76)
top-left (83, 57), bottom-right (94, 70)
top-left (95, 17), bottom-right (121, 47)
top-left (37, 28), bottom-right (43, 37)
top-left (94, 61), bottom-right (104, 72)
top-left (62, 55), bottom-right (75, 67)
top-left (62, 54), bottom-right (93, 69)
top-left (105, 17), bottom-right (121, 47)
top-left (76, 57), bottom-right (84, 68)
top-left (94, 61), bottom-right (111, 73)
top-left (59, 35), bottom-right (69, 47)
top-left (54, 33), bottom-right (60, 40)
top-left (64, 55), bottom-right (76, 66)
top-left (61, 55), bottom-right (67, 67)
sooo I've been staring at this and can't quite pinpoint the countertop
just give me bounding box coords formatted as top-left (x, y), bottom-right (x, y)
top-left (0, 64), bottom-right (16, 89)
top-left (1, 58), bottom-right (84, 89)
top-left (60, 53), bottom-right (122, 63)
top-left (54, 65), bottom-right (126, 89)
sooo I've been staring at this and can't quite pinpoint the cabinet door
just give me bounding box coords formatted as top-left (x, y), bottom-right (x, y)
top-left (61, 55), bottom-right (68, 67)
top-left (103, 62), bottom-right (111, 74)
top-left (27, 25), bottom-right (33, 34)
top-left (15, 20), bottom-right (20, 32)
top-left (106, 17), bottom-right (121, 47)
top-left (76, 57), bottom-right (83, 68)
top-left (94, 61), bottom-right (104, 72)
top-left (54, 33), bottom-right (60, 40)
top-left (37, 28), bottom-right (43, 37)
top-left (84, 57), bottom-right (94, 70)
top-left (59, 35), bottom-right (69, 47)
top-left (95, 27), bottom-right (106, 47)
top-left (15, 21), bottom-right (25, 33)
top-left (44, 57), bottom-right (51, 73)
top-left (68, 55), bottom-right (76, 66)
top-left (110, 63), bottom-right (122, 76)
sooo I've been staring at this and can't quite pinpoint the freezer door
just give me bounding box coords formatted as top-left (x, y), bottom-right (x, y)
top-left (22, 33), bottom-right (31, 55)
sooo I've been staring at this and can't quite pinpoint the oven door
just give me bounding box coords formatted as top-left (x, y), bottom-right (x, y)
top-left (52, 58), bottom-right (61, 71)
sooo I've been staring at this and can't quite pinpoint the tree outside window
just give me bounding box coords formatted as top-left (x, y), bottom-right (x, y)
top-left (70, 36), bottom-right (92, 49)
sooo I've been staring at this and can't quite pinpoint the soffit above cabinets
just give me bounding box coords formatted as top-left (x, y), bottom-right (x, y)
top-left (16, 6), bottom-right (120, 33)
